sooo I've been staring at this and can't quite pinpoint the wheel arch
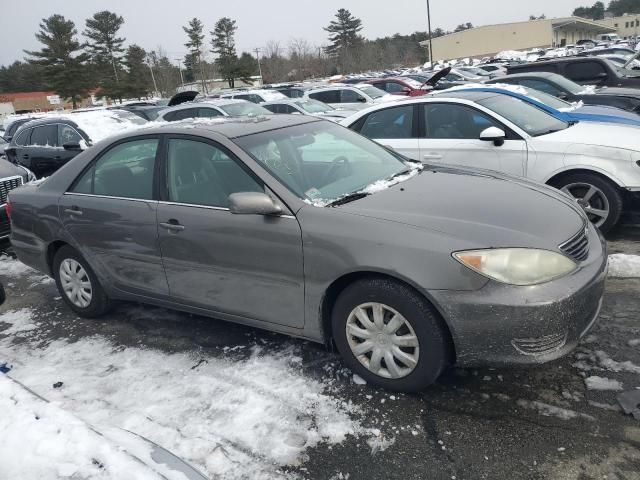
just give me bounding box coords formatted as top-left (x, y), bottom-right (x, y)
top-left (544, 167), bottom-right (623, 189)
top-left (46, 240), bottom-right (70, 276)
top-left (319, 270), bottom-right (457, 364)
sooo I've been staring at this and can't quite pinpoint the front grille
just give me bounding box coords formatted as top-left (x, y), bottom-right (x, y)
top-left (0, 175), bottom-right (23, 206)
top-left (512, 331), bottom-right (568, 356)
top-left (559, 227), bottom-right (590, 262)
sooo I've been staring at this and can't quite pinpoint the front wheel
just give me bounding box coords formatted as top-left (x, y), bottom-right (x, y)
top-left (332, 278), bottom-right (450, 392)
top-left (53, 246), bottom-right (112, 318)
top-left (552, 173), bottom-right (623, 234)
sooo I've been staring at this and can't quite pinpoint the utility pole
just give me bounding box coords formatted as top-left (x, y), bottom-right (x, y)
top-left (426, 0), bottom-right (434, 66)
top-left (254, 48), bottom-right (264, 86)
top-left (175, 58), bottom-right (185, 87)
top-left (147, 60), bottom-right (159, 97)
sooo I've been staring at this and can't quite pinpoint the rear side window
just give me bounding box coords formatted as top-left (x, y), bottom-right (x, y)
top-left (198, 108), bottom-right (223, 118)
top-left (385, 82), bottom-right (405, 93)
top-left (30, 125), bottom-right (58, 147)
top-left (360, 105), bottom-right (414, 139)
top-left (340, 89), bottom-right (365, 103)
top-left (71, 139), bottom-right (159, 199)
top-left (58, 124), bottom-right (83, 145)
top-left (14, 128), bottom-right (32, 146)
top-left (309, 90), bottom-right (340, 103)
top-left (565, 61), bottom-right (607, 82)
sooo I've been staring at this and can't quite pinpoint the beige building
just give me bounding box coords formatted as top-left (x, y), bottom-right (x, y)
top-left (599, 14), bottom-right (640, 40)
top-left (421, 17), bottom-right (616, 61)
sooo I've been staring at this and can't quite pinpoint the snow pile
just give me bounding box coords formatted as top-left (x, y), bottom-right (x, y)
top-left (516, 399), bottom-right (595, 421)
top-left (0, 308), bottom-right (362, 480)
top-left (608, 254), bottom-right (640, 278)
top-left (362, 166), bottom-right (421, 195)
top-left (0, 376), bottom-right (190, 480)
top-left (584, 376), bottom-right (623, 391)
top-left (0, 255), bottom-right (51, 285)
top-left (575, 349), bottom-right (640, 374)
top-left (0, 308), bottom-right (37, 335)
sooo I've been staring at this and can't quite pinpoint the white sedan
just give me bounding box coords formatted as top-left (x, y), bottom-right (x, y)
top-left (303, 84), bottom-right (400, 111)
top-left (340, 90), bottom-right (640, 232)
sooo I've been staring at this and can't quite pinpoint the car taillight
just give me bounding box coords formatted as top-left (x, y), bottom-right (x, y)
top-left (5, 199), bottom-right (11, 219)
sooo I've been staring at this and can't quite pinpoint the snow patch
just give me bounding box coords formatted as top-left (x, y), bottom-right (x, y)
top-left (608, 254), bottom-right (640, 278)
top-left (584, 376), bottom-right (623, 391)
top-left (516, 399), bottom-right (595, 421)
top-left (1, 329), bottom-right (362, 480)
top-left (0, 255), bottom-right (51, 285)
top-left (0, 308), bottom-right (38, 335)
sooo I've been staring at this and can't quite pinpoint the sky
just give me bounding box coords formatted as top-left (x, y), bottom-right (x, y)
top-left (0, 0), bottom-right (584, 66)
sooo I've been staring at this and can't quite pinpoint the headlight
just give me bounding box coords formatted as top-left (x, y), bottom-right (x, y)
top-left (19, 165), bottom-right (37, 182)
top-left (453, 248), bottom-right (577, 286)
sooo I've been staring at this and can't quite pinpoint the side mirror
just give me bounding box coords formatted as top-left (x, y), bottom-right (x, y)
top-left (480, 127), bottom-right (506, 146)
top-left (229, 192), bottom-right (283, 216)
top-left (357, 97), bottom-right (368, 103)
top-left (402, 87), bottom-right (412, 94)
top-left (63, 142), bottom-right (82, 151)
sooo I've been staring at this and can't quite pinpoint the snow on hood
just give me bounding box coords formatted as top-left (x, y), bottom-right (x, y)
top-left (578, 85), bottom-right (598, 95)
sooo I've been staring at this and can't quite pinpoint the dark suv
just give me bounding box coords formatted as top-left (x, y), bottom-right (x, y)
top-left (507, 56), bottom-right (640, 89)
top-left (0, 157), bottom-right (33, 239)
top-left (5, 118), bottom-right (88, 177)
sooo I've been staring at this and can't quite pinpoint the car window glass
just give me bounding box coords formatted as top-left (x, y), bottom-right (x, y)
top-left (14, 128), bottom-right (31, 146)
top-left (198, 108), bottom-right (222, 118)
top-left (58, 124), bottom-right (83, 145)
top-left (385, 82), bottom-right (405, 93)
top-left (167, 138), bottom-right (263, 208)
top-left (71, 139), bottom-right (158, 199)
top-left (309, 90), bottom-right (339, 103)
top-left (263, 104), bottom-right (278, 113)
top-left (518, 79), bottom-right (562, 96)
top-left (423, 104), bottom-right (500, 139)
top-left (172, 109), bottom-right (198, 121)
top-left (340, 89), bottom-right (364, 103)
top-left (565, 61), bottom-right (607, 81)
top-left (360, 105), bottom-right (414, 139)
top-left (30, 125), bottom-right (58, 147)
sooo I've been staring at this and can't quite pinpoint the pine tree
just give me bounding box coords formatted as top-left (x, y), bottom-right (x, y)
top-left (211, 17), bottom-right (238, 88)
top-left (84, 10), bottom-right (125, 101)
top-left (122, 45), bottom-right (149, 99)
top-left (324, 9), bottom-right (363, 71)
top-left (183, 18), bottom-right (207, 93)
top-left (25, 15), bottom-right (92, 108)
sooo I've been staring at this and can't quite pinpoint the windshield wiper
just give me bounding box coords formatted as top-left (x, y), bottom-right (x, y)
top-left (327, 192), bottom-right (370, 207)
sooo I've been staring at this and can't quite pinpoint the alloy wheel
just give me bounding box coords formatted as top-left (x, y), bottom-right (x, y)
top-left (561, 182), bottom-right (610, 228)
top-left (59, 258), bottom-right (92, 308)
top-left (346, 302), bottom-right (420, 379)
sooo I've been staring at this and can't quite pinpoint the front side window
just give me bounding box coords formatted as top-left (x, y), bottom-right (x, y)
top-left (385, 82), bottom-right (405, 93)
top-left (166, 138), bottom-right (263, 208)
top-left (198, 108), bottom-right (223, 118)
top-left (30, 125), bottom-right (58, 147)
top-left (58, 124), bottom-right (83, 145)
top-left (309, 90), bottom-right (340, 103)
top-left (171, 109), bottom-right (198, 121)
top-left (360, 105), bottom-right (414, 139)
top-left (566, 61), bottom-right (607, 81)
top-left (341, 89), bottom-right (365, 103)
top-left (423, 103), bottom-right (500, 139)
top-left (71, 139), bottom-right (158, 199)
top-left (236, 122), bottom-right (411, 204)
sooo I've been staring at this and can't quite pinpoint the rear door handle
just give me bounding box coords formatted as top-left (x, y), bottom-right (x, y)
top-left (64, 207), bottom-right (83, 216)
top-left (22, 154), bottom-right (29, 159)
top-left (159, 221), bottom-right (185, 232)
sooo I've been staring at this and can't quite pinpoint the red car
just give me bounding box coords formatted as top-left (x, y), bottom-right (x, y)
top-left (365, 77), bottom-right (431, 97)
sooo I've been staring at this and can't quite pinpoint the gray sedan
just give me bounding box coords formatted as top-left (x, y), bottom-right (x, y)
top-left (8, 116), bottom-right (607, 391)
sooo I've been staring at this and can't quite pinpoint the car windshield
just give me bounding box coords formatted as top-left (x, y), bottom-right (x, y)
top-left (477, 94), bottom-right (570, 136)
top-left (295, 99), bottom-right (334, 113)
top-left (547, 75), bottom-right (584, 95)
top-left (219, 102), bottom-right (272, 116)
top-left (235, 121), bottom-right (414, 205)
top-left (109, 110), bottom-right (148, 125)
top-left (355, 85), bottom-right (386, 99)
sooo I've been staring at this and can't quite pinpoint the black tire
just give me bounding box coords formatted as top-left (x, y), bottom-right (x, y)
top-left (551, 173), bottom-right (623, 234)
top-left (53, 245), bottom-right (112, 318)
top-left (332, 278), bottom-right (450, 392)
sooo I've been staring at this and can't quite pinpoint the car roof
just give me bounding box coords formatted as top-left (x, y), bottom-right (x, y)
top-left (490, 71), bottom-right (557, 80)
top-left (125, 114), bottom-right (322, 140)
top-left (428, 90), bottom-right (498, 102)
top-left (19, 117), bottom-right (79, 130)
top-left (159, 98), bottom-right (248, 114)
top-left (511, 56), bottom-right (605, 66)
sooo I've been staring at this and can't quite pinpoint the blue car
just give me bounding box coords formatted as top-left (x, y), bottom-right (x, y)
top-left (435, 85), bottom-right (640, 127)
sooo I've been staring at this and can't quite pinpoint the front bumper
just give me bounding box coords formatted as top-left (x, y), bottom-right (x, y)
top-left (429, 226), bottom-right (608, 367)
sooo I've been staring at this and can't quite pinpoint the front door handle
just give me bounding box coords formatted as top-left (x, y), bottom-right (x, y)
top-left (64, 207), bottom-right (83, 216)
top-left (22, 154), bottom-right (29, 159)
top-left (160, 221), bottom-right (185, 232)
top-left (423, 153), bottom-right (443, 160)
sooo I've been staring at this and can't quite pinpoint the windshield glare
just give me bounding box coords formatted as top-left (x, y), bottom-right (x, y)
top-left (478, 95), bottom-right (569, 136)
top-left (235, 122), bottom-right (411, 204)
top-left (296, 99), bottom-right (333, 113)
top-left (220, 103), bottom-right (272, 116)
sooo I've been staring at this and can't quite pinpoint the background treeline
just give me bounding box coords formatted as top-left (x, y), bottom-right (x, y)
top-left (573, 0), bottom-right (640, 19)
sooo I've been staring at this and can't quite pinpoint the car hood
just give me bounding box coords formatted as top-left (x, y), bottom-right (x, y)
top-left (0, 158), bottom-right (26, 178)
top-left (594, 87), bottom-right (640, 97)
top-left (337, 167), bottom-right (585, 248)
top-left (576, 104), bottom-right (640, 121)
top-left (539, 121), bottom-right (640, 151)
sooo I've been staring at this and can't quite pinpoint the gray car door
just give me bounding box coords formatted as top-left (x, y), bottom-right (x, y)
top-left (59, 136), bottom-right (168, 296)
top-left (156, 135), bottom-right (305, 328)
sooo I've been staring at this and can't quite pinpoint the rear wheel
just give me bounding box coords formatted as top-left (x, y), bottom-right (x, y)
top-left (552, 173), bottom-right (623, 234)
top-left (53, 246), bottom-right (112, 318)
top-left (332, 278), bottom-right (450, 392)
